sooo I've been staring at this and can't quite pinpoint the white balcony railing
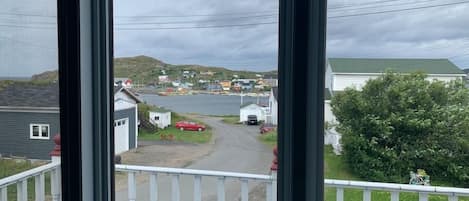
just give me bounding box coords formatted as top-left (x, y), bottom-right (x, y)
top-left (0, 162), bottom-right (61, 201)
top-left (115, 164), bottom-right (277, 201)
top-left (325, 179), bottom-right (469, 201)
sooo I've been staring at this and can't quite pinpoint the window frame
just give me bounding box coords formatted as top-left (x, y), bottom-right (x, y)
top-left (29, 124), bottom-right (50, 140)
top-left (57, 0), bottom-right (327, 200)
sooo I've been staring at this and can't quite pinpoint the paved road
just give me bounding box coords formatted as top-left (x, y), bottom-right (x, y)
top-left (116, 115), bottom-right (273, 201)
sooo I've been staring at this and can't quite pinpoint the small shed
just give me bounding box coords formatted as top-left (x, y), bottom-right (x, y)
top-left (149, 108), bottom-right (172, 129)
top-left (240, 103), bottom-right (267, 123)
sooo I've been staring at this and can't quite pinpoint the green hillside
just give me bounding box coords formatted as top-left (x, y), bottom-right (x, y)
top-left (29, 55), bottom-right (277, 85)
top-left (114, 55), bottom-right (276, 84)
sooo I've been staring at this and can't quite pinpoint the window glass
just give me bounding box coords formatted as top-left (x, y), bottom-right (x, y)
top-left (114, 0), bottom-right (279, 200)
top-left (325, 1), bottom-right (469, 200)
top-left (32, 125), bottom-right (40, 137)
top-left (41, 125), bottom-right (49, 137)
top-left (0, 0), bottom-right (59, 200)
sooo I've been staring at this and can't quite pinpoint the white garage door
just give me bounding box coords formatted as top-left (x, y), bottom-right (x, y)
top-left (114, 118), bottom-right (129, 155)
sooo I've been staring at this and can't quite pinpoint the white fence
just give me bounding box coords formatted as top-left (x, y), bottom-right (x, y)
top-left (0, 162), bottom-right (61, 201)
top-left (115, 164), bottom-right (277, 201)
top-left (325, 179), bottom-right (469, 201)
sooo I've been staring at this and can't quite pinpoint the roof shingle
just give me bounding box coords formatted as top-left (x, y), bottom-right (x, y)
top-left (329, 58), bottom-right (465, 74)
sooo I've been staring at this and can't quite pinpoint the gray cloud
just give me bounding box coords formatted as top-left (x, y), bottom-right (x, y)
top-left (1, 0), bottom-right (469, 77)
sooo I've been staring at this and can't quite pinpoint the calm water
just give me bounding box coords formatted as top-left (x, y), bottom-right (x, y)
top-left (140, 94), bottom-right (269, 115)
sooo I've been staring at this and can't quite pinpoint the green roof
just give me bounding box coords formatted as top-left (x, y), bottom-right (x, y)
top-left (328, 58), bottom-right (465, 74)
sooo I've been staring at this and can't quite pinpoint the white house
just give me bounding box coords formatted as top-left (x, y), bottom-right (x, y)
top-left (114, 86), bottom-right (142, 155)
top-left (240, 103), bottom-right (267, 123)
top-left (324, 58), bottom-right (466, 123)
top-left (326, 58), bottom-right (466, 92)
top-left (149, 108), bottom-right (171, 129)
top-left (268, 87), bottom-right (278, 125)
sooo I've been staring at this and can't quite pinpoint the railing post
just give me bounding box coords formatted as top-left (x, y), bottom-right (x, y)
top-left (50, 134), bottom-right (61, 201)
top-left (217, 177), bottom-right (225, 201)
top-left (240, 179), bottom-right (249, 201)
top-left (391, 191), bottom-right (399, 201)
top-left (363, 189), bottom-right (371, 201)
top-left (171, 175), bottom-right (180, 201)
top-left (194, 176), bottom-right (202, 201)
top-left (0, 187), bottom-right (7, 201)
top-left (270, 146), bottom-right (278, 201)
top-left (17, 179), bottom-right (27, 201)
top-left (448, 194), bottom-right (458, 201)
top-left (336, 188), bottom-right (344, 201)
top-left (149, 173), bottom-right (158, 201)
top-left (128, 172), bottom-right (136, 201)
top-left (419, 192), bottom-right (428, 201)
top-left (35, 173), bottom-right (45, 201)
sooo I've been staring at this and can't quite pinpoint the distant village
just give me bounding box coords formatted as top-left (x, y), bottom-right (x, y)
top-left (115, 69), bottom-right (278, 96)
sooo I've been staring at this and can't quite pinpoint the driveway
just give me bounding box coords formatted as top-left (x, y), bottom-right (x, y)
top-left (116, 115), bottom-right (273, 201)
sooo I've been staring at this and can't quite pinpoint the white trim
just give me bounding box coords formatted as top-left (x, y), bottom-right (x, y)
top-left (332, 72), bottom-right (466, 77)
top-left (29, 124), bottom-right (50, 140)
top-left (0, 106), bottom-right (59, 113)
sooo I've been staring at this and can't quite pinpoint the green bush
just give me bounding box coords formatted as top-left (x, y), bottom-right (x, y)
top-left (331, 72), bottom-right (469, 187)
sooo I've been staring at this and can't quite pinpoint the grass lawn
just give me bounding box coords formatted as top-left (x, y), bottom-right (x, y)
top-left (258, 131), bottom-right (277, 148)
top-left (139, 127), bottom-right (212, 144)
top-left (139, 112), bottom-right (212, 144)
top-left (0, 159), bottom-right (51, 200)
top-left (220, 115), bottom-right (242, 125)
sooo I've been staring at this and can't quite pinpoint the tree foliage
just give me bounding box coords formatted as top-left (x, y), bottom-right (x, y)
top-left (331, 72), bottom-right (469, 187)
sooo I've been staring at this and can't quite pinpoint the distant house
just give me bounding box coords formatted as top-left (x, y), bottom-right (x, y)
top-left (263, 78), bottom-right (278, 87)
top-left (0, 83), bottom-right (141, 159)
top-left (149, 108), bottom-right (171, 129)
top-left (207, 84), bottom-right (223, 92)
top-left (200, 71), bottom-right (215, 76)
top-left (219, 81), bottom-right (232, 91)
top-left (240, 103), bottom-right (267, 123)
top-left (268, 87), bottom-right (278, 125)
top-left (326, 58), bottom-right (466, 92)
top-left (158, 75), bottom-right (170, 83)
top-left (115, 77), bottom-right (133, 88)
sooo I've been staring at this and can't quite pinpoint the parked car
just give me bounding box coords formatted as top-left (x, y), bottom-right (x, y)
top-left (246, 115), bottom-right (258, 125)
top-left (260, 123), bottom-right (276, 134)
top-left (175, 121), bottom-right (206, 131)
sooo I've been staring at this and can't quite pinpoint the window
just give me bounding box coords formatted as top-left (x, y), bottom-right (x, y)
top-left (154, 116), bottom-right (159, 120)
top-left (30, 124), bottom-right (50, 140)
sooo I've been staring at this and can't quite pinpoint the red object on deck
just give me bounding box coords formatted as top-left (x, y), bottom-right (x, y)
top-left (50, 134), bottom-right (61, 157)
top-left (271, 146), bottom-right (278, 171)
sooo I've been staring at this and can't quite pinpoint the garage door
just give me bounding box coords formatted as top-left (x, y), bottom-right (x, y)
top-left (114, 118), bottom-right (129, 155)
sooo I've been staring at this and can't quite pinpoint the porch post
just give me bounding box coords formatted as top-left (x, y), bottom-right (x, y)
top-left (50, 134), bottom-right (62, 201)
top-left (270, 146), bottom-right (278, 201)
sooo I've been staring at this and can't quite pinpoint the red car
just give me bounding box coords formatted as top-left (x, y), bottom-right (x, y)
top-left (260, 124), bottom-right (276, 134)
top-left (175, 121), bottom-right (206, 131)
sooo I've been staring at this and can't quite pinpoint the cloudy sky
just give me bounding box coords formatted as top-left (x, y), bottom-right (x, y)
top-left (1, 0), bottom-right (469, 77)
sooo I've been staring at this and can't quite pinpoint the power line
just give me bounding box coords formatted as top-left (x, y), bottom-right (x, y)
top-left (329, 0), bottom-right (442, 12)
top-left (329, 0), bottom-right (469, 19)
top-left (0, 24), bottom-right (55, 30)
top-left (115, 22), bottom-right (277, 30)
top-left (116, 14), bottom-right (277, 25)
top-left (115, 10), bottom-right (277, 18)
top-left (0, 12), bottom-right (55, 18)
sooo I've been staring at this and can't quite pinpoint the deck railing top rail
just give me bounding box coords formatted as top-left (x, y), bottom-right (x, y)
top-left (325, 179), bottom-right (469, 196)
top-left (0, 162), bottom-right (60, 188)
top-left (116, 164), bottom-right (273, 181)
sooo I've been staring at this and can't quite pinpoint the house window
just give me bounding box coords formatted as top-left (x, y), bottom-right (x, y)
top-left (30, 124), bottom-right (50, 140)
top-left (155, 116), bottom-right (160, 121)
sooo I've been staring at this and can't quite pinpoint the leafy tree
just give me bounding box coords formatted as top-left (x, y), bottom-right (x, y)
top-left (331, 72), bottom-right (469, 187)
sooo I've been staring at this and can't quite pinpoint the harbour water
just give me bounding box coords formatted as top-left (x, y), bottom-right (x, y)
top-left (140, 94), bottom-right (269, 115)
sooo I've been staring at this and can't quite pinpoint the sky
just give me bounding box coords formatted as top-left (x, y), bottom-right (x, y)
top-left (1, 0), bottom-right (469, 77)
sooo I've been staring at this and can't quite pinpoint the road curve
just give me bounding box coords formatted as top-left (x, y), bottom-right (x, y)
top-left (116, 115), bottom-right (273, 201)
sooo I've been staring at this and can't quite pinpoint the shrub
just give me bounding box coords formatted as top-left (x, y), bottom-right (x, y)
top-left (331, 72), bottom-right (469, 187)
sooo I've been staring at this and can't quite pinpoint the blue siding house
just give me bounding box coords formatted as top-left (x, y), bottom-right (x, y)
top-left (0, 83), bottom-right (141, 159)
